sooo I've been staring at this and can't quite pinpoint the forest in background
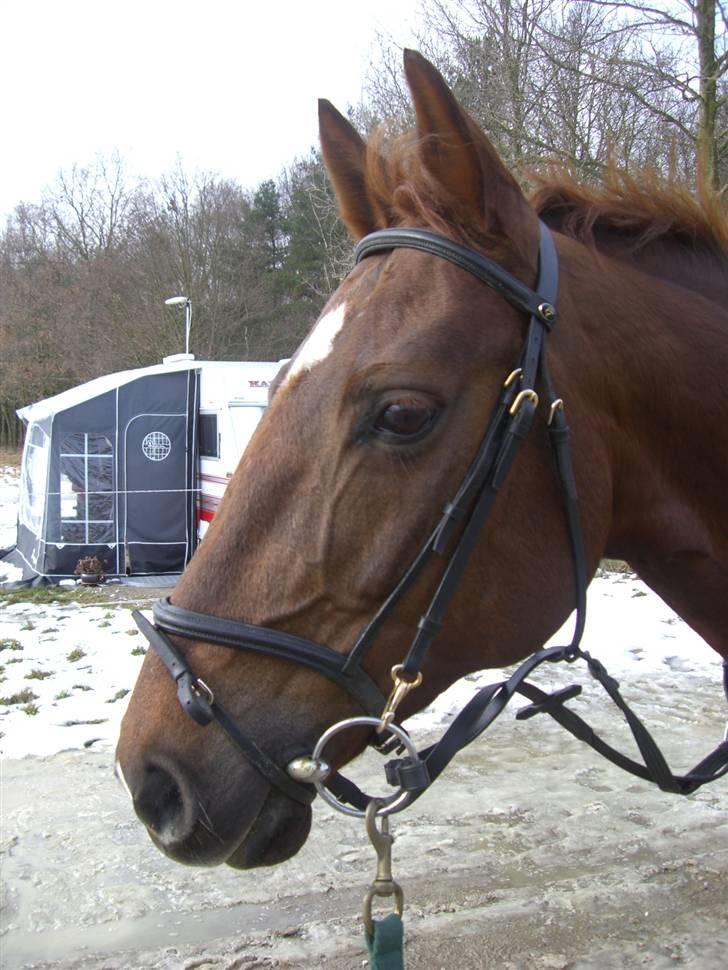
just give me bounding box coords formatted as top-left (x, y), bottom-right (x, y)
top-left (1, 0), bottom-right (726, 445)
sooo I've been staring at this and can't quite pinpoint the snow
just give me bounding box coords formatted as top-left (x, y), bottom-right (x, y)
top-left (0, 599), bottom-right (146, 758)
top-left (0, 465), bottom-right (23, 583)
top-left (0, 464), bottom-right (724, 761)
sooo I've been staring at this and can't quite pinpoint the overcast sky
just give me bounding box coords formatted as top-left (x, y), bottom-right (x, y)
top-left (0, 0), bottom-right (423, 220)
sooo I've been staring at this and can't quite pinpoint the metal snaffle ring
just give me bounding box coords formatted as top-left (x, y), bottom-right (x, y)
top-left (311, 716), bottom-right (419, 819)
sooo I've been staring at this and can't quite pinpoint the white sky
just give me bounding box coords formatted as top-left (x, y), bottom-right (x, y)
top-left (0, 0), bottom-right (423, 220)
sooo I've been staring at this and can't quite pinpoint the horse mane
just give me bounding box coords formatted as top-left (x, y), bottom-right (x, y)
top-left (530, 166), bottom-right (728, 260)
top-left (362, 129), bottom-right (517, 263)
top-left (361, 125), bottom-right (728, 272)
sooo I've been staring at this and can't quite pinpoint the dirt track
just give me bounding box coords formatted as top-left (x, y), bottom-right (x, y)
top-left (2, 655), bottom-right (727, 970)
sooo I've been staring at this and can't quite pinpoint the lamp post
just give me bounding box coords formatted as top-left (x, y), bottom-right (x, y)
top-left (164, 296), bottom-right (192, 355)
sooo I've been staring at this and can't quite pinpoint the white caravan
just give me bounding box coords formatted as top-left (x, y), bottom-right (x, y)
top-left (2, 354), bottom-right (284, 583)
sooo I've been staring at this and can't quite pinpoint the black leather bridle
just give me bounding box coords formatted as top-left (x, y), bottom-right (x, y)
top-left (134, 221), bottom-right (728, 810)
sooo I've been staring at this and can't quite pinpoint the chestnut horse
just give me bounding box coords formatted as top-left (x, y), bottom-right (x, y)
top-left (117, 51), bottom-right (728, 871)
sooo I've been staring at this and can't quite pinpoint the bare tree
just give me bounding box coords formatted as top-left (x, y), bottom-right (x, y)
top-left (362, 0), bottom-right (726, 188)
top-left (564, 0), bottom-right (727, 188)
top-left (44, 153), bottom-right (134, 260)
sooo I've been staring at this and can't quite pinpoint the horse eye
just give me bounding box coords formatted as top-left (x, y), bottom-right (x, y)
top-left (374, 401), bottom-right (437, 439)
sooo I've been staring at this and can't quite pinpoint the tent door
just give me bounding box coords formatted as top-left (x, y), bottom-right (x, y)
top-left (122, 413), bottom-right (193, 574)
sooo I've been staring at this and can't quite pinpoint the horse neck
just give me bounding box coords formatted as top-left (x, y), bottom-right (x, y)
top-left (584, 228), bottom-right (728, 307)
top-left (563, 238), bottom-right (728, 566)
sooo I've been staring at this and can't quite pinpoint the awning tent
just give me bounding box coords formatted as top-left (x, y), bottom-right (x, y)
top-left (2, 363), bottom-right (199, 584)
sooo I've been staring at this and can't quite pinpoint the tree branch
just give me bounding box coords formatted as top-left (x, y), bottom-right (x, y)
top-left (574, 0), bottom-right (695, 34)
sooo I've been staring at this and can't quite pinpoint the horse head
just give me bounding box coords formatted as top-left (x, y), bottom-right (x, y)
top-left (117, 51), bottom-right (616, 869)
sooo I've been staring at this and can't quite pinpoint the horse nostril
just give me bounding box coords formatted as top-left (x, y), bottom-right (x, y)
top-left (133, 760), bottom-right (198, 846)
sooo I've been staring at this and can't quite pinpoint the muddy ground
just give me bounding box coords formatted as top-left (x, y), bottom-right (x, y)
top-left (2, 657), bottom-right (728, 970)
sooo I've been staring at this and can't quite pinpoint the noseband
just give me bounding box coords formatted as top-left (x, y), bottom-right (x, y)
top-left (134, 220), bottom-right (576, 803)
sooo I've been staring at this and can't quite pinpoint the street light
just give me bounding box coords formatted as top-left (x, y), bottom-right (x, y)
top-left (164, 296), bottom-right (192, 355)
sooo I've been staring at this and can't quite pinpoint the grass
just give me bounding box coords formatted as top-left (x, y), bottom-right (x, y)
top-left (0, 585), bottom-right (157, 612)
top-left (67, 648), bottom-right (86, 662)
top-left (600, 558), bottom-right (632, 574)
top-left (0, 586), bottom-right (106, 607)
top-left (0, 447), bottom-right (21, 468)
top-left (1, 687), bottom-right (38, 705)
top-left (25, 668), bottom-right (53, 680)
top-left (0, 639), bottom-right (23, 652)
top-left (107, 688), bottom-right (130, 703)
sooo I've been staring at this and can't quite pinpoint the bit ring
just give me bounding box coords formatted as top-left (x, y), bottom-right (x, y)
top-left (311, 716), bottom-right (419, 818)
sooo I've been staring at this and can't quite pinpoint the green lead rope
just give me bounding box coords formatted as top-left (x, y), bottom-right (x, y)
top-left (366, 913), bottom-right (405, 969)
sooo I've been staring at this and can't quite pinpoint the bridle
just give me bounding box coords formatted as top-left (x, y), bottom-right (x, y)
top-left (134, 221), bottom-right (728, 812)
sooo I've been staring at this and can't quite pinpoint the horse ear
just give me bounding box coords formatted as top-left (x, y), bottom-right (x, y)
top-left (402, 50), bottom-right (538, 267)
top-left (319, 99), bottom-right (381, 240)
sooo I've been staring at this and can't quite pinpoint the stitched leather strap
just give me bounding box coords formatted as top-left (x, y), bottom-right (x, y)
top-left (355, 227), bottom-right (557, 327)
top-left (152, 597), bottom-right (386, 716)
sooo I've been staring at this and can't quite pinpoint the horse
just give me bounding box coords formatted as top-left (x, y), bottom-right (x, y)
top-left (116, 50), bottom-right (728, 874)
top-left (531, 167), bottom-right (728, 306)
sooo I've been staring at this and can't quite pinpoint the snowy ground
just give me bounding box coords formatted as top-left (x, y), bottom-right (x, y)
top-left (0, 466), bottom-right (148, 758)
top-left (0, 464), bottom-right (25, 585)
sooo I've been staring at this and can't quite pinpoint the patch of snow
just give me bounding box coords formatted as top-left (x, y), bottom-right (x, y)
top-left (0, 600), bottom-right (146, 758)
top-left (0, 465), bottom-right (23, 583)
top-left (0, 465), bottom-right (20, 542)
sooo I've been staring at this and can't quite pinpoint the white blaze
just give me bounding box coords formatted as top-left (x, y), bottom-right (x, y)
top-left (284, 302), bottom-right (347, 384)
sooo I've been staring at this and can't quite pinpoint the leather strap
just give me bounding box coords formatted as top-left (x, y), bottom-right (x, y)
top-left (351, 221), bottom-right (564, 682)
top-left (134, 610), bottom-right (316, 805)
top-left (152, 597), bottom-right (386, 716)
top-left (355, 227), bottom-right (557, 327)
top-left (332, 646), bottom-right (728, 811)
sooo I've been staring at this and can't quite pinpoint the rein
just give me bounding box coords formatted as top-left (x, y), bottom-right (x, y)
top-left (133, 222), bottom-right (728, 815)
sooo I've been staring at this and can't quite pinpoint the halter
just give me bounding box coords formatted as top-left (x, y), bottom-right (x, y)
top-left (133, 221), bottom-right (728, 810)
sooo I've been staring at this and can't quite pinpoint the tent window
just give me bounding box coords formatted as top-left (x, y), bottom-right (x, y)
top-left (20, 424), bottom-right (50, 536)
top-left (229, 405), bottom-right (264, 455)
top-left (199, 413), bottom-right (219, 459)
top-left (58, 434), bottom-right (114, 543)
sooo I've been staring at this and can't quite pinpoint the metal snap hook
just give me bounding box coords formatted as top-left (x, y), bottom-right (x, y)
top-left (362, 798), bottom-right (404, 936)
top-left (377, 665), bottom-right (423, 733)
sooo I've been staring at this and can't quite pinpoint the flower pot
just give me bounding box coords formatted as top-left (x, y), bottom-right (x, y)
top-left (80, 573), bottom-right (105, 586)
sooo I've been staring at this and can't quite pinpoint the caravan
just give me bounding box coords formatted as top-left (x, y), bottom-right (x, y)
top-left (2, 355), bottom-right (283, 584)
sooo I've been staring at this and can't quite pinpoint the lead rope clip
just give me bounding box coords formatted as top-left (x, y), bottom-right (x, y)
top-left (362, 798), bottom-right (404, 938)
